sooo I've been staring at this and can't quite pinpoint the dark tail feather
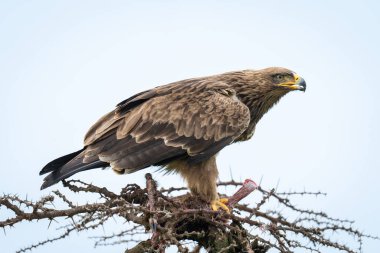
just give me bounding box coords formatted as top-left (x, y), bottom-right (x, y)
top-left (39, 148), bottom-right (85, 175)
top-left (40, 150), bottom-right (108, 190)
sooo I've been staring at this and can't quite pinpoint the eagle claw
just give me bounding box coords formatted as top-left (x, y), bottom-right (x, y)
top-left (211, 198), bottom-right (230, 213)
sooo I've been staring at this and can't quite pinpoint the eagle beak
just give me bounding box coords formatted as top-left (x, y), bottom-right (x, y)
top-left (278, 74), bottom-right (306, 92)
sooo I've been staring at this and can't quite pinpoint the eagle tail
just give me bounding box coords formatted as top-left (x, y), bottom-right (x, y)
top-left (39, 148), bottom-right (85, 175)
top-left (40, 149), bottom-right (108, 190)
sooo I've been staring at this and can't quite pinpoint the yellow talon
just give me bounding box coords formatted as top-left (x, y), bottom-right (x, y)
top-left (211, 198), bottom-right (230, 213)
top-left (219, 198), bottom-right (229, 204)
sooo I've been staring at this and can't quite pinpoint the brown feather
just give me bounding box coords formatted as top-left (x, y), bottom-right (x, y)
top-left (42, 67), bottom-right (304, 203)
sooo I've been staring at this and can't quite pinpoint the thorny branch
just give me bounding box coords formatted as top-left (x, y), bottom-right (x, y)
top-left (0, 174), bottom-right (377, 253)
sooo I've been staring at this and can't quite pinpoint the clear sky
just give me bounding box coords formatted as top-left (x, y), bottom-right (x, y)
top-left (1, 1), bottom-right (379, 252)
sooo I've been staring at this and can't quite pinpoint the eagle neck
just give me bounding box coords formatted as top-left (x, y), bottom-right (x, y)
top-left (229, 78), bottom-right (286, 140)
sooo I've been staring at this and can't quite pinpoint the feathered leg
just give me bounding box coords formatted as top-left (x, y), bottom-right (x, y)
top-left (167, 156), bottom-right (229, 212)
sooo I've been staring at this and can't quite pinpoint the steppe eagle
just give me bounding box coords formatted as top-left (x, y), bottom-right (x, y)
top-left (40, 67), bottom-right (306, 211)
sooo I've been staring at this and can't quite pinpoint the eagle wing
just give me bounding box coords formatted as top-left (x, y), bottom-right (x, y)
top-left (83, 81), bottom-right (250, 173)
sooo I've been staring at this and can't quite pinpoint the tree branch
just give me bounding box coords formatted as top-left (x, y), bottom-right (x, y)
top-left (1, 175), bottom-right (377, 253)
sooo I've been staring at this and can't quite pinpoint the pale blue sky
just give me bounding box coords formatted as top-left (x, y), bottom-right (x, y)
top-left (1, 1), bottom-right (379, 252)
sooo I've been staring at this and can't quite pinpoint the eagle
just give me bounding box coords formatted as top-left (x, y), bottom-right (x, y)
top-left (40, 67), bottom-right (306, 211)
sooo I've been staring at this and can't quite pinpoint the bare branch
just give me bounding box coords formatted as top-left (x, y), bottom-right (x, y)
top-left (0, 175), bottom-right (377, 253)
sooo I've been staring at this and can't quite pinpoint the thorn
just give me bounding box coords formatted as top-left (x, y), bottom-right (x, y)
top-left (275, 178), bottom-right (281, 193)
top-left (229, 166), bottom-right (234, 181)
top-left (259, 175), bottom-right (264, 186)
top-left (48, 218), bottom-right (53, 229)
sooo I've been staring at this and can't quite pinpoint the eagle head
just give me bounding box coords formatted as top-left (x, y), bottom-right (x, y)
top-left (251, 67), bottom-right (306, 94)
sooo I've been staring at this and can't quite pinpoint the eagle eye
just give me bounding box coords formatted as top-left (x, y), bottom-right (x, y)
top-left (273, 74), bottom-right (284, 82)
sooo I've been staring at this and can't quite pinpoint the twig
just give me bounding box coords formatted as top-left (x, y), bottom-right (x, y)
top-left (0, 176), bottom-right (377, 253)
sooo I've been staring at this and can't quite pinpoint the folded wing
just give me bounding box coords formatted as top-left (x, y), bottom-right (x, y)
top-left (84, 81), bottom-right (250, 174)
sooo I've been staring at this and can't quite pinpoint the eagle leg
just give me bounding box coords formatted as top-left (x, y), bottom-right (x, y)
top-left (170, 156), bottom-right (235, 212)
top-left (211, 198), bottom-right (230, 213)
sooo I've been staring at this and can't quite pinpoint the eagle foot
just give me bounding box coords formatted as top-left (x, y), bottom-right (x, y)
top-left (211, 198), bottom-right (230, 213)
